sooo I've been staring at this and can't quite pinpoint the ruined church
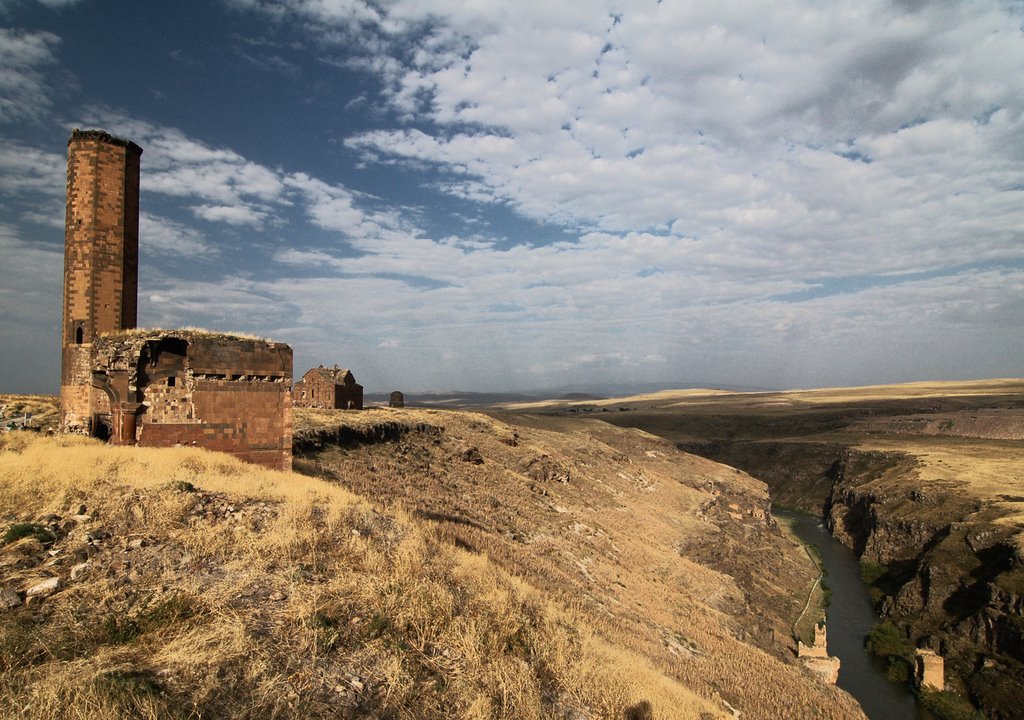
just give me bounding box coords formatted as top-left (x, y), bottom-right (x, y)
top-left (293, 366), bottom-right (363, 410)
top-left (60, 129), bottom-right (293, 470)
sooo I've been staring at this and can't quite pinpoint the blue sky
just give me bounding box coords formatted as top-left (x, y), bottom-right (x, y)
top-left (2, 0), bottom-right (1023, 395)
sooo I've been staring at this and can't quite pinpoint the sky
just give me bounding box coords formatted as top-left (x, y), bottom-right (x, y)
top-left (1, 0), bottom-right (1023, 395)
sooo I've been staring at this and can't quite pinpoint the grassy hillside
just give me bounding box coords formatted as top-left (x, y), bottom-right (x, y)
top-left (0, 406), bottom-right (866, 719)
top-left (0, 395), bottom-right (60, 432)
top-left (295, 407), bottom-right (866, 719)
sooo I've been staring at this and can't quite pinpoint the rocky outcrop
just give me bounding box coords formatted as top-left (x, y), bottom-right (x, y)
top-left (678, 440), bottom-right (845, 514)
top-left (825, 447), bottom-right (1024, 716)
top-left (294, 420), bottom-right (443, 450)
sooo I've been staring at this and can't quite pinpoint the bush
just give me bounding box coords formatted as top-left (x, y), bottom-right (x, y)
top-left (919, 689), bottom-right (984, 720)
top-left (99, 594), bottom-right (198, 645)
top-left (886, 656), bottom-right (910, 683)
top-left (865, 621), bottom-right (913, 660)
top-left (2, 522), bottom-right (54, 546)
top-left (860, 561), bottom-right (888, 586)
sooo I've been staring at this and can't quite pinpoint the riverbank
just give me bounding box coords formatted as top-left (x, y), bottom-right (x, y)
top-left (777, 510), bottom-right (929, 720)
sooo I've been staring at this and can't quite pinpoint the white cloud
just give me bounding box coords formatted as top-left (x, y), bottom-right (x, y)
top-left (78, 111), bottom-right (289, 229)
top-left (191, 203), bottom-right (268, 227)
top-left (0, 143), bottom-right (64, 197)
top-left (326, 0), bottom-right (1024, 286)
top-left (0, 28), bottom-right (60, 123)
top-left (140, 213), bottom-right (216, 256)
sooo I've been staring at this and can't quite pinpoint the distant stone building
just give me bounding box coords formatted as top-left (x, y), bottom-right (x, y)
top-left (60, 129), bottom-right (293, 470)
top-left (798, 623), bottom-right (840, 684)
top-left (915, 649), bottom-right (944, 691)
top-left (389, 391), bottom-right (405, 408)
top-left (293, 366), bottom-right (363, 410)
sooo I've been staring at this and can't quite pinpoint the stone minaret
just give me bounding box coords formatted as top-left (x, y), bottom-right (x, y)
top-left (61, 129), bottom-right (142, 433)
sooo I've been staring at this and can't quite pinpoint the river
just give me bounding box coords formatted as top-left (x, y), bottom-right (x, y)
top-left (775, 510), bottom-right (934, 720)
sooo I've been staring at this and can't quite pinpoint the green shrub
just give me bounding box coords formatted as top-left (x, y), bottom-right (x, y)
top-left (886, 656), bottom-right (910, 683)
top-left (860, 561), bottom-right (888, 586)
top-left (918, 689), bottom-right (984, 720)
top-left (820, 578), bottom-right (832, 608)
top-left (99, 594), bottom-right (197, 645)
top-left (2, 522), bottom-right (54, 546)
top-left (865, 621), bottom-right (913, 660)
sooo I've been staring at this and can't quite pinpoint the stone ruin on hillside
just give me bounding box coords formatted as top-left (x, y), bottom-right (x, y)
top-left (389, 391), bottom-right (405, 408)
top-left (293, 365), bottom-right (364, 410)
top-left (797, 623), bottom-right (841, 684)
top-left (60, 129), bottom-right (293, 470)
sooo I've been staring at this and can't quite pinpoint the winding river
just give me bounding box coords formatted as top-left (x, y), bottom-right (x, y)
top-left (775, 510), bottom-right (933, 720)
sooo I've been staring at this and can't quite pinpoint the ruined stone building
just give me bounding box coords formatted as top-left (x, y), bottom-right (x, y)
top-left (915, 649), bottom-right (944, 691)
top-left (797, 623), bottom-right (841, 684)
top-left (293, 366), bottom-right (363, 410)
top-left (389, 391), bottom-right (405, 408)
top-left (60, 129), bottom-right (293, 470)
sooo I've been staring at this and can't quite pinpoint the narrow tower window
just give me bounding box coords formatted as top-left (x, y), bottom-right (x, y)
top-left (74, 325), bottom-right (84, 344)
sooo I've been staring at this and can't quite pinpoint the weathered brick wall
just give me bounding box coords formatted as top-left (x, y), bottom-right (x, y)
top-left (145, 377), bottom-right (193, 424)
top-left (93, 332), bottom-right (293, 471)
top-left (293, 368), bottom-right (363, 410)
top-left (293, 372), bottom-right (335, 408)
top-left (61, 130), bottom-right (141, 431)
top-left (59, 129), bottom-right (294, 471)
top-left (337, 378), bottom-right (363, 410)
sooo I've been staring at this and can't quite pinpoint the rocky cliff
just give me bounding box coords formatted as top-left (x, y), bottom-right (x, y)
top-left (824, 445), bottom-right (1024, 717)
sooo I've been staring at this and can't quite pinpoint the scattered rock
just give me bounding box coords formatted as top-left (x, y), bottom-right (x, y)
top-left (25, 576), bottom-right (59, 598)
top-left (87, 529), bottom-right (111, 543)
top-left (70, 562), bottom-right (89, 580)
top-left (461, 447), bottom-right (484, 464)
top-left (520, 454), bottom-right (570, 483)
top-left (1, 585), bottom-right (22, 608)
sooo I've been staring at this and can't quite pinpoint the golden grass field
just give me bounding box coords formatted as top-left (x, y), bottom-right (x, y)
top-left (0, 405), bottom-right (868, 719)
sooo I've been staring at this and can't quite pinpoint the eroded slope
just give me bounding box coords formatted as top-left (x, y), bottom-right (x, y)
top-left (295, 407), bottom-right (866, 719)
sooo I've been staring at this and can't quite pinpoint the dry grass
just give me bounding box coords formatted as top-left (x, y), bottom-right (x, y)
top-left (295, 407), bottom-right (867, 719)
top-left (101, 327), bottom-right (270, 343)
top-left (501, 379), bottom-right (1024, 414)
top-left (500, 390), bottom-right (735, 411)
top-left (0, 432), bottom-right (725, 719)
top-left (0, 395), bottom-right (60, 432)
top-left (853, 437), bottom-right (1024, 532)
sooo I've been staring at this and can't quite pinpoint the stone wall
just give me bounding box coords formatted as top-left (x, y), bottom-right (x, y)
top-left (294, 366), bottom-right (363, 410)
top-left (91, 331), bottom-right (293, 471)
top-left (59, 129), bottom-right (294, 471)
top-left (61, 130), bottom-right (142, 432)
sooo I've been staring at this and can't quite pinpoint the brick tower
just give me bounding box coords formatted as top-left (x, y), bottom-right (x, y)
top-left (61, 129), bottom-right (143, 434)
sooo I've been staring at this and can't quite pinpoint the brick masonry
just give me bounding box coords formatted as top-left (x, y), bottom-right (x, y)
top-left (60, 129), bottom-right (293, 470)
top-left (61, 130), bottom-right (141, 432)
top-left (293, 365), bottom-right (363, 410)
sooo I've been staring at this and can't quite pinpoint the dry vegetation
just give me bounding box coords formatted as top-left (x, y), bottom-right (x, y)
top-left (0, 405), bottom-right (872, 720)
top-left (0, 427), bottom-right (805, 720)
top-left (295, 407), bottom-right (866, 719)
top-left (563, 379), bottom-right (1024, 717)
top-left (0, 395), bottom-right (60, 433)
top-left (851, 436), bottom-right (1024, 543)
